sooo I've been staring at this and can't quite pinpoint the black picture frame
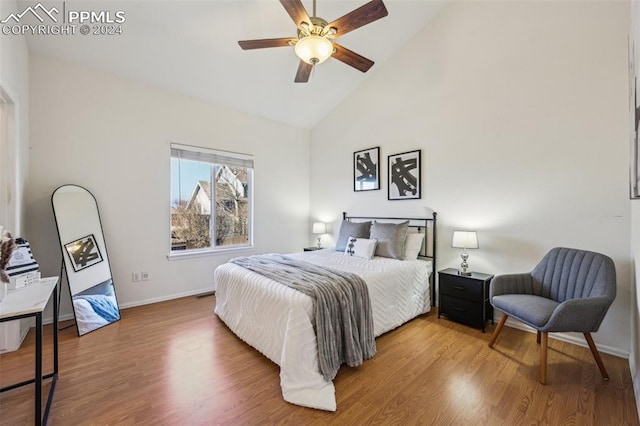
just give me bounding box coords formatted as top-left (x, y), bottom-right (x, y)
top-left (354, 147), bottom-right (380, 191)
top-left (388, 149), bottom-right (421, 200)
top-left (64, 234), bottom-right (104, 272)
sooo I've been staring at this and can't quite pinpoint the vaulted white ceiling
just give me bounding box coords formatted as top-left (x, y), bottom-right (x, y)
top-left (19, 0), bottom-right (446, 128)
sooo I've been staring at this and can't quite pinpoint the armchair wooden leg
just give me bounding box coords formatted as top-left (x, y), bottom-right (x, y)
top-left (584, 332), bottom-right (609, 381)
top-left (539, 332), bottom-right (548, 384)
top-left (489, 315), bottom-right (508, 348)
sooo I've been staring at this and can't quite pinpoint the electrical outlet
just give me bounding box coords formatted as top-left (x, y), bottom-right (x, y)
top-left (132, 272), bottom-right (141, 282)
top-left (141, 271), bottom-right (150, 281)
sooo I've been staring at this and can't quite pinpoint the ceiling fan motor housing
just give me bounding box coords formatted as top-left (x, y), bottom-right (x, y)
top-left (295, 17), bottom-right (335, 64)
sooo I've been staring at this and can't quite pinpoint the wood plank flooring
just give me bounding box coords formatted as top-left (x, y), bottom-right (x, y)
top-left (0, 295), bottom-right (637, 425)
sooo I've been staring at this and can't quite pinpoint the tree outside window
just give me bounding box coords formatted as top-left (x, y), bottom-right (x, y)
top-left (170, 145), bottom-right (253, 253)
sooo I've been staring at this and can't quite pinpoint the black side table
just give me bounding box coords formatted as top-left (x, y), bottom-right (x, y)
top-left (438, 268), bottom-right (494, 332)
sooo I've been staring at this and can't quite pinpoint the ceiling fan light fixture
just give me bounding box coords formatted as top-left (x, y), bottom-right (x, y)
top-left (295, 35), bottom-right (333, 65)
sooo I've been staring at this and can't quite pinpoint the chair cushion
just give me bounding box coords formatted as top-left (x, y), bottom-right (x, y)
top-left (492, 294), bottom-right (559, 329)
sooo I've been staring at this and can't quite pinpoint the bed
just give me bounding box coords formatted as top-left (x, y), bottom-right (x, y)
top-left (213, 213), bottom-right (437, 411)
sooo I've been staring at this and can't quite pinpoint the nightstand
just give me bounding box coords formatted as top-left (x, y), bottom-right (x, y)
top-left (438, 268), bottom-right (494, 332)
top-left (303, 247), bottom-right (322, 252)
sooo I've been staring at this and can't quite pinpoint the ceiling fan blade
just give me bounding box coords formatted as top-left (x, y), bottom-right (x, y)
top-left (325, 0), bottom-right (388, 39)
top-left (295, 61), bottom-right (313, 83)
top-left (332, 43), bottom-right (374, 73)
top-left (238, 38), bottom-right (297, 50)
top-left (280, 0), bottom-right (311, 29)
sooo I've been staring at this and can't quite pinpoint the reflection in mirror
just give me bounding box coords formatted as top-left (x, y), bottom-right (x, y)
top-left (72, 279), bottom-right (119, 336)
top-left (52, 185), bottom-right (120, 336)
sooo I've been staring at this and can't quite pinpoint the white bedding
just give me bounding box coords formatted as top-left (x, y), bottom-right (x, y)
top-left (213, 249), bottom-right (432, 411)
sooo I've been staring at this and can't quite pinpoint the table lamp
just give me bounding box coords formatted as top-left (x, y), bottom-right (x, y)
top-left (452, 231), bottom-right (478, 276)
top-left (312, 222), bottom-right (326, 249)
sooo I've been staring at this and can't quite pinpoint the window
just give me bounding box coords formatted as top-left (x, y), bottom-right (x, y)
top-left (170, 144), bottom-right (253, 254)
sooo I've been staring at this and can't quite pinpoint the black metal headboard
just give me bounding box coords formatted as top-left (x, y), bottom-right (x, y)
top-left (342, 211), bottom-right (438, 306)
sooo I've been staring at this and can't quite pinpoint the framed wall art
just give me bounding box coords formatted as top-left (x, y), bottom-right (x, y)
top-left (388, 149), bottom-right (421, 200)
top-left (354, 146), bottom-right (380, 191)
top-left (630, 0), bottom-right (640, 199)
top-left (64, 234), bottom-right (104, 272)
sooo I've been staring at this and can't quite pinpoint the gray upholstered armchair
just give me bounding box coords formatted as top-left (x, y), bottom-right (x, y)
top-left (488, 247), bottom-right (616, 384)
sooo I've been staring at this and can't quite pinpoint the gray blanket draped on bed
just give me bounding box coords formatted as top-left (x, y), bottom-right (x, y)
top-left (230, 254), bottom-right (376, 381)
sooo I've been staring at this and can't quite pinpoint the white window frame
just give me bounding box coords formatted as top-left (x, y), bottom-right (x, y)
top-left (169, 143), bottom-right (254, 259)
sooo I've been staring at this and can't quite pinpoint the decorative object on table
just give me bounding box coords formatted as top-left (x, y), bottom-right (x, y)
top-left (312, 222), bottom-right (326, 249)
top-left (354, 147), bottom-right (380, 191)
top-left (488, 247), bottom-right (617, 384)
top-left (52, 184), bottom-right (121, 336)
top-left (0, 227), bottom-right (15, 281)
top-left (630, 0), bottom-right (640, 199)
top-left (451, 230), bottom-right (478, 276)
top-left (388, 149), bottom-right (421, 200)
top-left (0, 226), bottom-right (15, 302)
top-left (5, 238), bottom-right (40, 289)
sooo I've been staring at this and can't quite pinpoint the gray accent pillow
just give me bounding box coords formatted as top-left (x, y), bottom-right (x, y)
top-left (335, 220), bottom-right (372, 252)
top-left (370, 221), bottom-right (409, 259)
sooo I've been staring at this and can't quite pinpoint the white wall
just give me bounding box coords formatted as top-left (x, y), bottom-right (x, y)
top-left (0, 0), bottom-right (29, 235)
top-left (0, 0), bottom-right (31, 343)
top-left (27, 54), bottom-right (310, 318)
top-left (311, 1), bottom-right (631, 355)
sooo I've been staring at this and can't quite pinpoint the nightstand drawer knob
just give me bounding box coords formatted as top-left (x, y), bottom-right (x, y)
top-left (453, 286), bottom-right (466, 291)
top-left (454, 307), bottom-right (467, 312)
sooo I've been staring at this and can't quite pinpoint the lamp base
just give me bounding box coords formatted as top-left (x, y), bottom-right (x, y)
top-left (459, 253), bottom-right (471, 276)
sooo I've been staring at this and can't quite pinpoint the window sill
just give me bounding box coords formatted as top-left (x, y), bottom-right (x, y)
top-left (167, 245), bottom-right (255, 261)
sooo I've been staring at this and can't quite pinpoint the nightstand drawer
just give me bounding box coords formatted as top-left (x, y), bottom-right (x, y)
top-left (440, 294), bottom-right (483, 325)
top-left (439, 274), bottom-right (482, 301)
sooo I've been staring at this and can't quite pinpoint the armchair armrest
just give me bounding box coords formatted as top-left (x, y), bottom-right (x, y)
top-left (489, 273), bottom-right (535, 300)
top-left (543, 296), bottom-right (613, 333)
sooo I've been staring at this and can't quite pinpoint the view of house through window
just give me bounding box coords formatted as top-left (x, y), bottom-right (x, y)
top-left (170, 144), bottom-right (253, 253)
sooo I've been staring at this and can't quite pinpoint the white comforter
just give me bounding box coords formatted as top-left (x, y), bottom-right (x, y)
top-left (213, 249), bottom-right (432, 411)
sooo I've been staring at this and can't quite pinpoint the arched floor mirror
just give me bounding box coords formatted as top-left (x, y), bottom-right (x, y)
top-left (52, 185), bottom-right (120, 336)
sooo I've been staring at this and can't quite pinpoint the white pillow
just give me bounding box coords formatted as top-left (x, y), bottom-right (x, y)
top-left (404, 233), bottom-right (425, 260)
top-left (344, 236), bottom-right (378, 260)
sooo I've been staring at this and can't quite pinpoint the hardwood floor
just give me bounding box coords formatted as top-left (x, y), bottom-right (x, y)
top-left (1, 295), bottom-right (637, 425)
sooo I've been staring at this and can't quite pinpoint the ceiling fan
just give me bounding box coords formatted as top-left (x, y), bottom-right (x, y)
top-left (238, 0), bottom-right (389, 83)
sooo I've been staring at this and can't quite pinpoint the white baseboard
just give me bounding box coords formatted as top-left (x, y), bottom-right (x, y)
top-left (117, 287), bottom-right (216, 310)
top-left (503, 318), bottom-right (629, 359)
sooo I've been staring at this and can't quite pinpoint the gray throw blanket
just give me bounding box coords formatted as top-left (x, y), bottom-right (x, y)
top-left (231, 254), bottom-right (376, 381)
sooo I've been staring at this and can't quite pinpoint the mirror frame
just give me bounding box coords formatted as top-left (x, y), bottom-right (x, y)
top-left (52, 184), bottom-right (120, 336)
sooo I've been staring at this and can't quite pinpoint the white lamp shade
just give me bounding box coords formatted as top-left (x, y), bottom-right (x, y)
top-left (452, 231), bottom-right (478, 249)
top-left (312, 222), bottom-right (326, 234)
top-left (295, 36), bottom-right (333, 65)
